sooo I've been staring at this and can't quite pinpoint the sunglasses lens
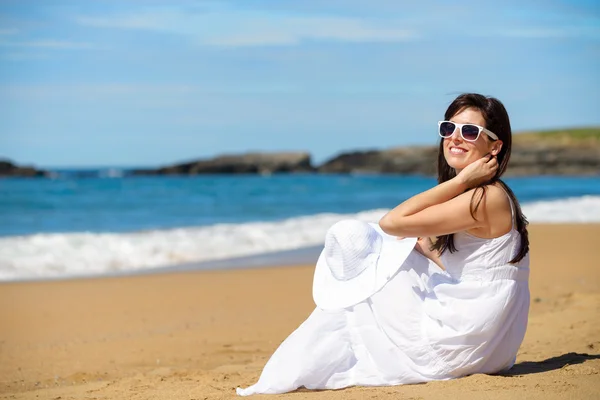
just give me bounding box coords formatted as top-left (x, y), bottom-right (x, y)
top-left (461, 125), bottom-right (480, 141)
top-left (439, 122), bottom-right (455, 137)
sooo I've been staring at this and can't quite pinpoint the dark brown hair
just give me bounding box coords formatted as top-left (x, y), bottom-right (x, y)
top-left (431, 93), bottom-right (529, 263)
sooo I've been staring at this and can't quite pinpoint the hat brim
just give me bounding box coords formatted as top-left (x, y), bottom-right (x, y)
top-left (313, 224), bottom-right (417, 310)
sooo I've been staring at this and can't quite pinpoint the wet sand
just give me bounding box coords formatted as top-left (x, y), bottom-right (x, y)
top-left (1, 224), bottom-right (599, 399)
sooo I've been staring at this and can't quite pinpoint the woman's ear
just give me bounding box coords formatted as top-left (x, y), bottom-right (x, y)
top-left (491, 140), bottom-right (503, 156)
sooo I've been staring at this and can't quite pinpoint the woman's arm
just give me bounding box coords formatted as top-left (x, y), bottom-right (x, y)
top-left (383, 176), bottom-right (467, 223)
top-left (379, 154), bottom-right (498, 238)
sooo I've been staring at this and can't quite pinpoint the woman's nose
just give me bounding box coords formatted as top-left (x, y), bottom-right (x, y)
top-left (450, 127), bottom-right (462, 142)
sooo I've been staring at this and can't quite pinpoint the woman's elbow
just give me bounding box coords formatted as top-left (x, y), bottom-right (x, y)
top-left (378, 215), bottom-right (399, 235)
top-left (379, 214), bottom-right (416, 237)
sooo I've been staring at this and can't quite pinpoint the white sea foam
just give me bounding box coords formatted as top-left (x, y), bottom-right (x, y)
top-left (0, 209), bottom-right (388, 281)
top-left (1, 196), bottom-right (599, 281)
top-left (521, 195), bottom-right (600, 223)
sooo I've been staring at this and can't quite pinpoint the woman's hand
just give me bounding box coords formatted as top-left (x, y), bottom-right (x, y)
top-left (456, 154), bottom-right (498, 189)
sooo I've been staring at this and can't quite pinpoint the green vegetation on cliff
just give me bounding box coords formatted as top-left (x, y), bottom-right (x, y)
top-left (514, 127), bottom-right (600, 147)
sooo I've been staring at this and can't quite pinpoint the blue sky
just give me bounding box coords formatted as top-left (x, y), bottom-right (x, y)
top-left (1, 0), bottom-right (599, 167)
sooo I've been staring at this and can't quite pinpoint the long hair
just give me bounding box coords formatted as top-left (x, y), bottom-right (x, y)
top-left (431, 93), bottom-right (529, 263)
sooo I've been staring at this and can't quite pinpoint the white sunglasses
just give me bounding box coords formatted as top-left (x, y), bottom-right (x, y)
top-left (438, 121), bottom-right (498, 142)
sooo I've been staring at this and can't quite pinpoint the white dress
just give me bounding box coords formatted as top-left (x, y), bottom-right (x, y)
top-left (237, 207), bottom-right (530, 396)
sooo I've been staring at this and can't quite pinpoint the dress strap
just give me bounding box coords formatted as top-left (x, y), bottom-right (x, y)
top-left (498, 184), bottom-right (516, 230)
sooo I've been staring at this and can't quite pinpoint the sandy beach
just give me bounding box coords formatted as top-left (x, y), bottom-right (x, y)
top-left (1, 224), bottom-right (599, 399)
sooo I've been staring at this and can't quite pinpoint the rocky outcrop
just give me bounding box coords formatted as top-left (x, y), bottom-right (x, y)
top-left (133, 152), bottom-right (314, 175)
top-left (506, 145), bottom-right (600, 176)
top-left (318, 131), bottom-right (600, 176)
top-left (507, 131), bottom-right (600, 176)
top-left (0, 160), bottom-right (47, 177)
top-left (318, 147), bottom-right (438, 175)
top-left (132, 135), bottom-right (600, 177)
top-left (11, 128), bottom-right (597, 178)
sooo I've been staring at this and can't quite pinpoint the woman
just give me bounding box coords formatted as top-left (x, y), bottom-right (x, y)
top-left (237, 93), bottom-right (530, 396)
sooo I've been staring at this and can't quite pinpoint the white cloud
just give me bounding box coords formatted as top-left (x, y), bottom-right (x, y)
top-left (204, 33), bottom-right (300, 47)
top-left (76, 14), bottom-right (165, 31)
top-left (75, 9), bottom-right (416, 47)
top-left (73, 4), bottom-right (600, 48)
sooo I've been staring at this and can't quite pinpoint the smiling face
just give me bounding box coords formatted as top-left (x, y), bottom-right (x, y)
top-left (442, 107), bottom-right (502, 173)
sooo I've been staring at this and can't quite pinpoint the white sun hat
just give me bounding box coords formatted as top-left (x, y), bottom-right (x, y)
top-left (313, 219), bottom-right (418, 311)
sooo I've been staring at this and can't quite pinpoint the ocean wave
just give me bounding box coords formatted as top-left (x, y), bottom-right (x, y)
top-left (521, 195), bottom-right (600, 223)
top-left (1, 196), bottom-right (599, 281)
top-left (0, 209), bottom-right (388, 281)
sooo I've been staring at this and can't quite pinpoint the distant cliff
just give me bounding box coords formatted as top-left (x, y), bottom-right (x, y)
top-left (507, 128), bottom-right (600, 175)
top-left (0, 160), bottom-right (48, 177)
top-left (318, 128), bottom-right (600, 176)
top-left (318, 147), bottom-right (438, 175)
top-left (132, 152), bottom-right (314, 175)
top-left (5, 128), bottom-right (599, 178)
top-left (132, 128), bottom-right (600, 177)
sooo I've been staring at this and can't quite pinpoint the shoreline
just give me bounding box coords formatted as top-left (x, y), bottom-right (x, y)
top-left (1, 224), bottom-right (599, 399)
top-left (2, 222), bottom-right (600, 284)
top-left (0, 244), bottom-right (324, 284)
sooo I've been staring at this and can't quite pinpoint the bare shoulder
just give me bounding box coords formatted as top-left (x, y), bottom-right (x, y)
top-left (484, 183), bottom-right (512, 210)
top-left (454, 183), bottom-right (510, 213)
top-left (464, 183), bottom-right (513, 237)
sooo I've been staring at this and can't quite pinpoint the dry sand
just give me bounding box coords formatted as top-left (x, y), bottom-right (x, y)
top-left (1, 224), bottom-right (599, 399)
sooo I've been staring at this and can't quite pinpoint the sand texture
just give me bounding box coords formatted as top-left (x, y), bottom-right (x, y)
top-left (1, 224), bottom-right (599, 399)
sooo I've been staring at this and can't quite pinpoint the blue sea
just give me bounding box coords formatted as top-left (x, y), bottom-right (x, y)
top-left (1, 170), bottom-right (600, 281)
